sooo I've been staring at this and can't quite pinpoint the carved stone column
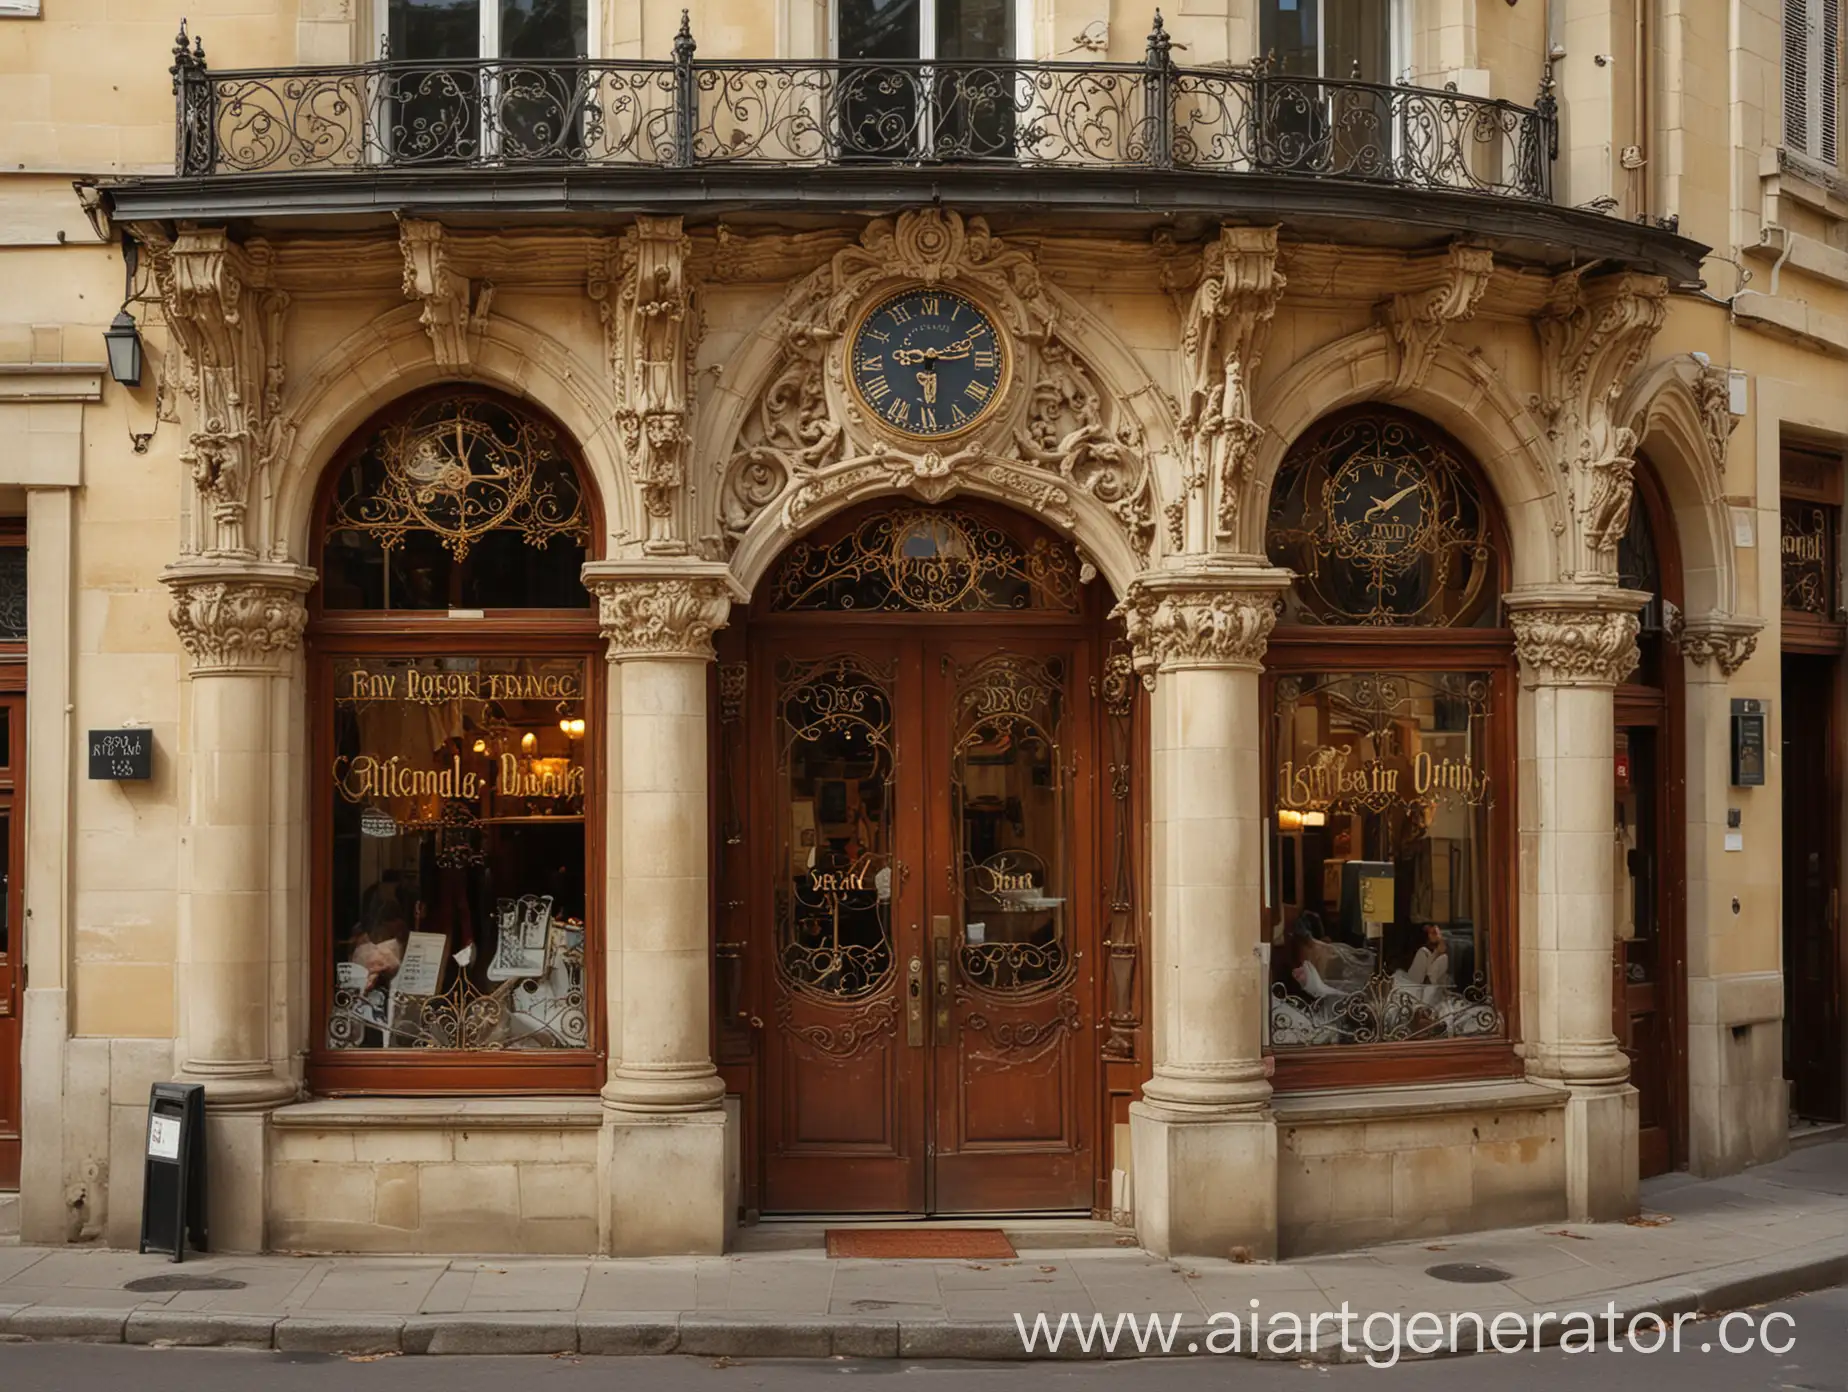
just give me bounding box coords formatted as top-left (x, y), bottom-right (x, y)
top-left (1114, 562), bottom-right (1290, 1259)
top-left (165, 559), bottom-right (313, 1251)
top-left (584, 561), bottom-right (740, 1255)
top-left (1507, 586), bottom-right (1648, 1222)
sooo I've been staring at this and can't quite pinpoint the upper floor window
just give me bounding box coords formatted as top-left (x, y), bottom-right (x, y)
top-left (382, 0), bottom-right (588, 61)
top-left (1258, 0), bottom-right (1395, 82)
top-left (1784, 0), bottom-right (1843, 164)
top-left (836, 0), bottom-right (1021, 61)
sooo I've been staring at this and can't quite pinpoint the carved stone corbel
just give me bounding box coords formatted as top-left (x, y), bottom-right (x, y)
top-left (1174, 226), bottom-right (1286, 552)
top-left (150, 227), bottom-right (292, 559)
top-left (1534, 271), bottom-right (1668, 578)
top-left (1692, 362), bottom-right (1740, 478)
top-left (584, 563), bottom-right (738, 662)
top-left (1112, 565), bottom-right (1291, 675)
top-left (1381, 244), bottom-right (1494, 393)
top-left (164, 560), bottom-right (314, 675)
top-left (1667, 609), bottom-right (1762, 676)
top-left (399, 219), bottom-right (493, 371)
top-left (1507, 588), bottom-right (1651, 688)
top-left (593, 218), bottom-right (697, 556)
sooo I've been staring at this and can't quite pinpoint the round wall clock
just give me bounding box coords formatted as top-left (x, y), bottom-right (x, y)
top-left (848, 287), bottom-right (1007, 440)
top-left (1326, 451), bottom-right (1438, 567)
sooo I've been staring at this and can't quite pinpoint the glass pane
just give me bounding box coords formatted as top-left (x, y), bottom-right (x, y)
top-left (1324, 0), bottom-right (1390, 81)
top-left (326, 654), bottom-right (590, 1051)
top-left (952, 653), bottom-right (1070, 994)
top-left (772, 507), bottom-right (1080, 613)
top-left (1781, 500), bottom-right (1837, 616)
top-left (840, 0), bottom-right (920, 59)
top-left (1267, 671), bottom-right (1504, 1048)
top-left (501, 0), bottom-right (586, 57)
top-left (1260, 0), bottom-right (1319, 75)
top-left (1616, 727), bottom-right (1658, 985)
top-left (1267, 412), bottom-right (1497, 628)
top-left (391, 0), bottom-right (481, 58)
top-left (0, 548), bottom-right (25, 641)
top-left (937, 0), bottom-right (1012, 59)
top-left (776, 655), bottom-right (896, 999)
top-left (321, 394), bottom-right (591, 611)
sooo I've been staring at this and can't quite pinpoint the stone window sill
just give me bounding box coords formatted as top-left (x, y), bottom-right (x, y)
top-left (1271, 1078), bottom-right (1564, 1125)
top-left (273, 1096), bottom-right (603, 1129)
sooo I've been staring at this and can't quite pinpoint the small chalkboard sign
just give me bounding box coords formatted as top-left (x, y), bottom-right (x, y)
top-left (138, 1082), bottom-right (207, 1262)
top-left (89, 728), bottom-right (152, 781)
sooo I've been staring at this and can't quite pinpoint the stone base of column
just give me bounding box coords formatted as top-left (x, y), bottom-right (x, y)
top-left (1564, 1083), bottom-right (1639, 1223)
top-left (1129, 1101), bottom-right (1278, 1260)
top-left (599, 1108), bottom-right (733, 1256)
top-left (203, 1110), bottom-right (271, 1253)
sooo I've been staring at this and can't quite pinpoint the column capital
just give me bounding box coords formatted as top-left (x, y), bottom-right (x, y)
top-left (1667, 608), bottom-right (1763, 678)
top-left (582, 561), bottom-right (744, 663)
top-left (1506, 586), bottom-right (1649, 688)
top-left (164, 559), bottom-right (314, 676)
top-left (1112, 563), bottom-right (1292, 674)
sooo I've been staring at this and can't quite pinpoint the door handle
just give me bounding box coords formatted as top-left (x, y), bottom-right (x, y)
top-left (906, 955), bottom-right (925, 1047)
top-left (932, 914), bottom-right (953, 1042)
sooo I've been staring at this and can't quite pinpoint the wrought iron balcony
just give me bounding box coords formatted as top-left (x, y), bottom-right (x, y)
top-left (168, 14), bottom-right (1559, 204)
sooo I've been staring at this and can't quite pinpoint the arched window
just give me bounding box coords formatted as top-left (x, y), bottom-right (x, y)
top-left (1263, 408), bottom-right (1514, 1084)
top-left (309, 389), bottom-right (602, 1093)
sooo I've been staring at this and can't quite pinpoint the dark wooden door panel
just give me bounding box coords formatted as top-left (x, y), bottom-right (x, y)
top-left (1783, 653), bottom-right (1843, 1123)
top-left (0, 695), bottom-right (20, 1189)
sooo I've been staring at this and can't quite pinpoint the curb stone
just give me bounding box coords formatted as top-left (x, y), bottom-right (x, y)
top-left (4, 1307), bottom-right (129, 1342)
top-left (124, 1310), bottom-right (279, 1348)
top-left (272, 1316), bottom-right (405, 1355)
top-left (403, 1314), bottom-right (575, 1356)
top-left (676, 1315), bottom-right (834, 1359)
top-left (575, 1315), bottom-right (680, 1356)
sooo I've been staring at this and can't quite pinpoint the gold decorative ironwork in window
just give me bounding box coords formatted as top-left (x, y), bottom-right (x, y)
top-left (950, 652), bottom-right (1073, 997)
top-left (772, 507), bottom-right (1081, 613)
top-left (327, 394), bottom-right (590, 561)
top-left (1781, 500), bottom-right (1838, 617)
top-left (1267, 412), bottom-right (1494, 627)
top-left (775, 653), bottom-right (898, 1000)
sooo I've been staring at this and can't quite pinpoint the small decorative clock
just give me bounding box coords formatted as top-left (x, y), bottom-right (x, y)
top-left (1326, 451), bottom-right (1438, 567)
top-left (848, 288), bottom-right (1007, 440)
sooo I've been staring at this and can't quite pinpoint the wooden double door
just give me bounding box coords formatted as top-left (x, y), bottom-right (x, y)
top-left (751, 628), bottom-right (1098, 1214)
top-left (0, 693), bottom-right (22, 1189)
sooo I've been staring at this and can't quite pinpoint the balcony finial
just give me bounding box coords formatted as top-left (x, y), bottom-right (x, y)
top-left (675, 10), bottom-right (696, 62)
top-left (1146, 10), bottom-right (1171, 64)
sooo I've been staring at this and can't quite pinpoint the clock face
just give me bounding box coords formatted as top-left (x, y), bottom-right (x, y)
top-left (849, 288), bottom-right (1006, 439)
top-left (1327, 453), bottom-right (1436, 565)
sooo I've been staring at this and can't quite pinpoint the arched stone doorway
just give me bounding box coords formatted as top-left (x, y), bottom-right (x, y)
top-left (714, 500), bottom-right (1143, 1216)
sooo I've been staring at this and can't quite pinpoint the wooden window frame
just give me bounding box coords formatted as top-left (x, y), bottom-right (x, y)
top-left (305, 391), bottom-right (606, 1096)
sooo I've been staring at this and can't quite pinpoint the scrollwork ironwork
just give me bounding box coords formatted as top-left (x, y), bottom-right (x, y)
top-left (1269, 971), bottom-right (1502, 1047)
top-left (172, 20), bottom-right (1556, 203)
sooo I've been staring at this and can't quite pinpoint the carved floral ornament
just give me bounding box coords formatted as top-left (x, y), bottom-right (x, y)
top-left (586, 570), bottom-right (735, 662)
top-left (1666, 608), bottom-right (1762, 677)
top-left (1111, 570), bottom-right (1291, 675)
top-left (716, 209), bottom-right (1158, 567)
top-left (1507, 594), bottom-right (1649, 687)
top-left (165, 563), bottom-right (313, 674)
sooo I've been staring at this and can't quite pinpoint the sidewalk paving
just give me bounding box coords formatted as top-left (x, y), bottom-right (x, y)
top-left (0, 1136), bottom-right (1844, 1361)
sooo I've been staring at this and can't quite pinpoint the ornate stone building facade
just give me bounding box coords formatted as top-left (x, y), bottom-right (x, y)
top-left (0, 0), bottom-right (1836, 1257)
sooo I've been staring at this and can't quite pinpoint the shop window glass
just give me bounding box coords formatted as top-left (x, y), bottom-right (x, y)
top-left (326, 654), bottom-right (590, 1052)
top-left (1266, 671), bottom-right (1503, 1049)
top-left (1781, 499), bottom-right (1839, 617)
top-left (1266, 410), bottom-right (1497, 627)
top-left (320, 393), bottom-right (591, 612)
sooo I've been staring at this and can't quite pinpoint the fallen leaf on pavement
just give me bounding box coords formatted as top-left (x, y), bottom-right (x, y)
top-left (1541, 1228), bottom-right (1592, 1240)
top-left (346, 1352), bottom-right (400, 1363)
top-left (1039, 1265), bottom-right (1057, 1273)
top-left (1625, 1214), bottom-right (1674, 1227)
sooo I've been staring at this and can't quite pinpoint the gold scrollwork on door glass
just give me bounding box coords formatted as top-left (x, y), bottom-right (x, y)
top-left (772, 507), bottom-right (1080, 613)
top-left (1266, 413), bottom-right (1493, 627)
top-left (775, 654), bottom-right (897, 1000)
top-left (951, 653), bottom-right (1072, 996)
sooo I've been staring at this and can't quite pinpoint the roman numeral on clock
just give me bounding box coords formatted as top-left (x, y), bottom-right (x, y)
top-left (863, 375), bottom-right (891, 401)
top-left (973, 350), bottom-right (996, 369)
top-left (965, 380), bottom-right (990, 403)
top-left (886, 398), bottom-right (910, 425)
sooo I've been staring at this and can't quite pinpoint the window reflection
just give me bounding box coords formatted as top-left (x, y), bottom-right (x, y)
top-left (327, 654), bottom-right (589, 1051)
top-left (1267, 671), bottom-right (1502, 1048)
top-left (952, 653), bottom-right (1069, 994)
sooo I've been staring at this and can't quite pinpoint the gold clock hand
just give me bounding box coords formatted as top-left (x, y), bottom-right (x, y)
top-left (1363, 482), bottom-right (1422, 521)
top-left (891, 348), bottom-right (930, 366)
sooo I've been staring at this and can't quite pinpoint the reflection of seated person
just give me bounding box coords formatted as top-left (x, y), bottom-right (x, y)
top-left (1284, 912), bottom-right (1374, 1000)
top-left (348, 897), bottom-right (410, 993)
top-left (1400, 922), bottom-right (1451, 987)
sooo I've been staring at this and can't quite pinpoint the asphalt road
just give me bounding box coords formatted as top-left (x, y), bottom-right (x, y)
top-left (1, 1287), bottom-right (1842, 1391)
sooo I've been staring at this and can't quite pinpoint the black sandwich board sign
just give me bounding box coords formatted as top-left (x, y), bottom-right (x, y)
top-left (138, 1082), bottom-right (207, 1262)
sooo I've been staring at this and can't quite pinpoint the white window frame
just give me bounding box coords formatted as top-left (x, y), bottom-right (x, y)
top-left (1784, 0), bottom-right (1842, 166)
top-left (372, 1), bottom-right (600, 63)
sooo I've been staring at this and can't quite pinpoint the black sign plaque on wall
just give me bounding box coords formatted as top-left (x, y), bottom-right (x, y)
top-left (138, 1082), bottom-right (208, 1262)
top-left (88, 728), bottom-right (152, 781)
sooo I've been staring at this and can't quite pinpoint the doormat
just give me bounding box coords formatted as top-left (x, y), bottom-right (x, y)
top-left (826, 1227), bottom-right (1018, 1260)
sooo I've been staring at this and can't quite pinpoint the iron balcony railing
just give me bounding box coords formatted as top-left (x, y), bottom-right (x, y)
top-left (169, 14), bottom-right (1559, 203)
